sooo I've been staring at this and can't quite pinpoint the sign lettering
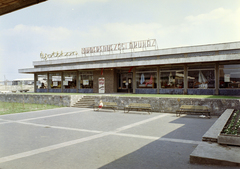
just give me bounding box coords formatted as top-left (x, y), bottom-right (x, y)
top-left (40, 39), bottom-right (157, 60)
top-left (40, 51), bottom-right (78, 60)
top-left (81, 39), bottom-right (157, 55)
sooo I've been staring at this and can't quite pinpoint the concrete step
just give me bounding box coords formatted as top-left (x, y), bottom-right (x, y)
top-left (74, 104), bottom-right (94, 106)
top-left (190, 109), bottom-right (240, 166)
top-left (73, 96), bottom-right (95, 108)
top-left (73, 105), bottom-right (93, 108)
top-left (79, 98), bottom-right (94, 101)
top-left (78, 99), bottom-right (94, 101)
top-left (75, 101), bottom-right (94, 103)
top-left (190, 142), bottom-right (240, 166)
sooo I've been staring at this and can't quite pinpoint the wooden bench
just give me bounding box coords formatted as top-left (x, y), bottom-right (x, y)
top-left (1, 91), bottom-right (10, 94)
top-left (176, 105), bottom-right (211, 118)
top-left (19, 89), bottom-right (29, 93)
top-left (93, 102), bottom-right (118, 112)
top-left (124, 103), bottom-right (152, 115)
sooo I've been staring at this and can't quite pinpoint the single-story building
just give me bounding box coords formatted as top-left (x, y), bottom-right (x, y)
top-left (19, 40), bottom-right (240, 95)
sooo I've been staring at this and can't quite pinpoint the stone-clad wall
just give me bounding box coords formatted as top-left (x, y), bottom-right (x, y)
top-left (1, 94), bottom-right (239, 115)
top-left (0, 94), bottom-right (83, 107)
top-left (91, 96), bottom-right (240, 115)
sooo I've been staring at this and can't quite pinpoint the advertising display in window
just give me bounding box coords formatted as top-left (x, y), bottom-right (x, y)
top-left (160, 71), bottom-right (184, 88)
top-left (52, 76), bottom-right (61, 82)
top-left (79, 71), bottom-right (93, 89)
top-left (83, 80), bottom-right (89, 85)
top-left (219, 64), bottom-right (240, 88)
top-left (49, 73), bottom-right (61, 89)
top-left (63, 72), bottom-right (76, 89)
top-left (99, 77), bottom-right (105, 93)
top-left (37, 74), bottom-right (48, 89)
top-left (53, 81), bottom-right (58, 87)
top-left (188, 66), bottom-right (215, 89)
top-left (136, 68), bottom-right (157, 88)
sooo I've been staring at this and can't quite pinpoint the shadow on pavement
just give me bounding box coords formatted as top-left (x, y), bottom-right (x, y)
top-left (99, 116), bottom-right (238, 169)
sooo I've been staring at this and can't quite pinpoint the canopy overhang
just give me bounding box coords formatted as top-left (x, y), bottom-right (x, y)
top-left (0, 0), bottom-right (47, 16)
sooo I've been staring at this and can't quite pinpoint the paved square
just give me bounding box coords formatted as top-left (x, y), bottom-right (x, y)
top-left (0, 107), bottom-right (238, 169)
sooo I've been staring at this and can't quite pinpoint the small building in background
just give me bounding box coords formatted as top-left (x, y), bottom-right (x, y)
top-left (12, 78), bottom-right (34, 85)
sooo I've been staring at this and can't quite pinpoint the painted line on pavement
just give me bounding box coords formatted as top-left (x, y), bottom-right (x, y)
top-left (0, 118), bottom-right (13, 124)
top-left (115, 114), bottom-right (169, 132)
top-left (0, 132), bottom-right (111, 164)
top-left (0, 112), bottom-right (198, 164)
top-left (19, 109), bottom-right (91, 122)
top-left (17, 121), bottom-right (103, 133)
top-left (112, 132), bottom-right (201, 144)
top-left (0, 108), bottom-right (91, 124)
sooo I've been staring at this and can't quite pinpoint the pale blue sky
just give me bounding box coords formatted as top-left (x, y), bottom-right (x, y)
top-left (0, 0), bottom-right (240, 81)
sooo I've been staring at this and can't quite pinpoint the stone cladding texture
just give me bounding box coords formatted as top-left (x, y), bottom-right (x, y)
top-left (1, 94), bottom-right (239, 115)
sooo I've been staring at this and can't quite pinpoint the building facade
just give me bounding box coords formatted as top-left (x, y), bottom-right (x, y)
top-left (19, 41), bottom-right (240, 95)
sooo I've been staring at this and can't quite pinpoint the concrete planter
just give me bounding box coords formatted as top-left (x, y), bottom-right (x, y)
top-left (218, 134), bottom-right (240, 146)
top-left (218, 110), bottom-right (240, 146)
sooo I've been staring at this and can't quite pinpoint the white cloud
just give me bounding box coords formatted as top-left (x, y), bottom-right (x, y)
top-left (80, 22), bottom-right (163, 46)
top-left (185, 8), bottom-right (232, 23)
top-left (2, 7), bottom-right (240, 53)
top-left (82, 7), bottom-right (240, 48)
top-left (164, 7), bottom-right (240, 47)
top-left (185, 7), bottom-right (240, 29)
top-left (8, 24), bottom-right (72, 41)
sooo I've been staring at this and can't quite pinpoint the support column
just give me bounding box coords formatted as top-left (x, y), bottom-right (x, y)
top-left (215, 62), bottom-right (219, 95)
top-left (61, 72), bottom-right (63, 93)
top-left (157, 66), bottom-right (160, 94)
top-left (47, 73), bottom-right (49, 93)
top-left (132, 67), bottom-right (136, 94)
top-left (34, 73), bottom-right (37, 93)
top-left (76, 71), bottom-right (79, 93)
top-left (184, 64), bottom-right (188, 95)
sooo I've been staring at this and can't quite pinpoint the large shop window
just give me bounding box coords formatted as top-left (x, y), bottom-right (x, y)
top-left (219, 64), bottom-right (240, 88)
top-left (63, 72), bottom-right (77, 89)
top-left (49, 73), bottom-right (61, 89)
top-left (79, 71), bottom-right (93, 89)
top-left (188, 66), bottom-right (215, 89)
top-left (160, 68), bottom-right (184, 88)
top-left (36, 74), bottom-right (48, 89)
top-left (136, 68), bottom-right (157, 88)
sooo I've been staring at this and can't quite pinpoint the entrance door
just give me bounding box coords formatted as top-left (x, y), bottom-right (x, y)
top-left (117, 73), bottom-right (133, 93)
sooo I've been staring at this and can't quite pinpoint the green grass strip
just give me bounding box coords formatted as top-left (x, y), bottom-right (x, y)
top-left (0, 102), bottom-right (62, 116)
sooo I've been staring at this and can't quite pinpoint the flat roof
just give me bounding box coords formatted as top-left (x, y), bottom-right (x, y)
top-left (19, 41), bottom-right (240, 74)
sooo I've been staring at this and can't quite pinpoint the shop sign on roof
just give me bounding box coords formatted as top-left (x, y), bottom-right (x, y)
top-left (40, 39), bottom-right (157, 60)
top-left (81, 39), bottom-right (157, 55)
top-left (40, 51), bottom-right (78, 60)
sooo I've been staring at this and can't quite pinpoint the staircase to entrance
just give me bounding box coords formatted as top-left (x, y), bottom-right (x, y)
top-left (72, 96), bottom-right (95, 108)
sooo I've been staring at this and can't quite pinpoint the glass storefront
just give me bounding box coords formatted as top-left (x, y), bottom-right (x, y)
top-left (49, 72), bottom-right (61, 89)
top-left (160, 67), bottom-right (184, 89)
top-left (63, 72), bottom-right (77, 89)
top-left (188, 65), bottom-right (215, 89)
top-left (219, 64), bottom-right (240, 89)
top-left (36, 74), bottom-right (48, 89)
top-left (79, 71), bottom-right (93, 89)
top-left (136, 67), bottom-right (157, 88)
top-left (33, 63), bottom-right (240, 94)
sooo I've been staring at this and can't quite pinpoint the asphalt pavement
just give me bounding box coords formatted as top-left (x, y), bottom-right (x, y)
top-left (0, 107), bottom-right (238, 169)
